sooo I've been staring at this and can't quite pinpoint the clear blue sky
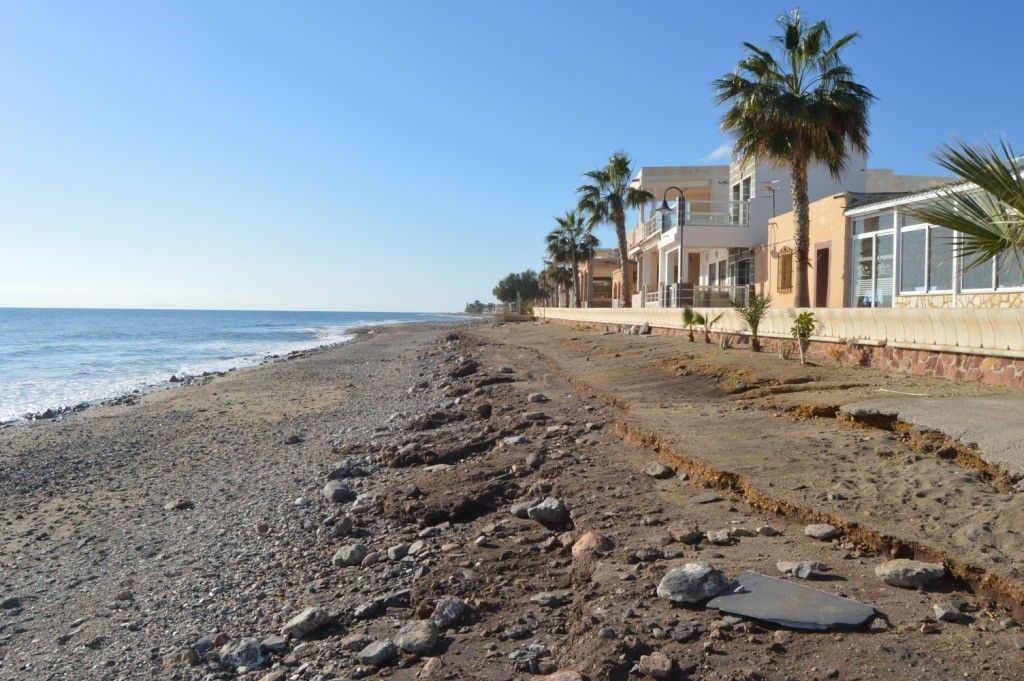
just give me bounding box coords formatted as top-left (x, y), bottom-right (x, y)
top-left (2, 1), bottom-right (1022, 312)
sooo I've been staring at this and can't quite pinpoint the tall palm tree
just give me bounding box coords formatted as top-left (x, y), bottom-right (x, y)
top-left (908, 139), bottom-right (1024, 273)
top-left (577, 152), bottom-right (653, 307)
top-left (713, 10), bottom-right (874, 307)
top-left (545, 210), bottom-right (596, 307)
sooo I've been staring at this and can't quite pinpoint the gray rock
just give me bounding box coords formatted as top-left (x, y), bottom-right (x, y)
top-left (429, 596), bottom-right (466, 629)
top-left (656, 563), bottom-right (730, 604)
top-left (354, 599), bottom-right (383, 619)
top-left (644, 463), bottom-right (674, 479)
top-left (387, 543), bottom-right (409, 561)
top-left (693, 493), bottom-right (723, 504)
top-left (510, 498), bottom-right (541, 518)
top-left (332, 543), bottom-right (369, 567)
top-left (529, 591), bottom-right (571, 607)
top-left (526, 497), bottom-right (570, 524)
top-left (260, 635), bottom-right (287, 653)
top-left (934, 601), bottom-right (972, 623)
top-left (220, 638), bottom-right (266, 669)
top-left (503, 435), bottom-right (529, 446)
top-left (358, 639), bottom-right (397, 666)
top-left (323, 480), bottom-right (355, 503)
top-left (804, 523), bottom-right (839, 540)
top-left (874, 559), bottom-right (946, 589)
top-left (327, 459), bottom-right (366, 479)
top-left (707, 570), bottom-right (876, 631)
top-left (777, 561), bottom-right (830, 579)
top-left (280, 607), bottom-right (331, 639)
top-left (393, 619), bottom-right (439, 655)
top-left (705, 529), bottom-right (734, 545)
top-left (527, 393), bottom-right (549, 403)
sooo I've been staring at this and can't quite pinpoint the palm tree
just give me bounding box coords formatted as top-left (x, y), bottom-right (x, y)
top-left (713, 10), bottom-right (874, 307)
top-left (545, 210), bottom-right (596, 307)
top-left (908, 139), bottom-right (1024, 273)
top-left (577, 152), bottom-right (653, 307)
top-left (540, 259), bottom-right (573, 307)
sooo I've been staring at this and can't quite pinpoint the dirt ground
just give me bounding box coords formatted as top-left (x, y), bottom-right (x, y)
top-left (3, 320), bottom-right (1024, 680)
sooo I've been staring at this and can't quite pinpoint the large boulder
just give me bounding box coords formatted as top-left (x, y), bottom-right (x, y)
top-left (323, 480), bottom-right (355, 503)
top-left (357, 640), bottom-right (397, 666)
top-left (656, 563), bottom-right (729, 604)
top-left (332, 543), bottom-right (369, 567)
top-left (220, 638), bottom-right (266, 669)
top-left (874, 559), bottom-right (946, 589)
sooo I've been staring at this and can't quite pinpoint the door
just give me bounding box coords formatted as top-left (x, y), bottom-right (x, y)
top-left (815, 248), bottom-right (830, 307)
top-left (686, 253), bottom-right (700, 285)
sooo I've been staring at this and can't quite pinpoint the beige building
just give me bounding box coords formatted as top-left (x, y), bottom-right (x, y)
top-left (578, 248), bottom-right (619, 308)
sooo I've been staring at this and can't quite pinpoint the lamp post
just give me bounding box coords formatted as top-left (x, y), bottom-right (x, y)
top-left (657, 186), bottom-right (686, 227)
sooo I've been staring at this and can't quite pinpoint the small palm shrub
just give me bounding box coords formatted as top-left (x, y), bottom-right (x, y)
top-left (702, 311), bottom-right (724, 343)
top-left (681, 307), bottom-right (702, 342)
top-left (733, 294), bottom-right (772, 352)
top-left (790, 311), bottom-right (817, 365)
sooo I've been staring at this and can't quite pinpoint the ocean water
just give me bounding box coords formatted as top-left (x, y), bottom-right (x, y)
top-left (0, 308), bottom-right (461, 423)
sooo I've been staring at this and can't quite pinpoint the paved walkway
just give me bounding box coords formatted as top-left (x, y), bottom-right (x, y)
top-left (841, 395), bottom-right (1024, 478)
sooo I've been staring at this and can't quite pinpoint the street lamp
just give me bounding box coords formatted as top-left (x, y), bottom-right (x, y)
top-left (658, 186), bottom-right (686, 226)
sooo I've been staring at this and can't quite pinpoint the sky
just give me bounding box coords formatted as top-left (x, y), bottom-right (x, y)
top-left (2, 1), bottom-right (1023, 312)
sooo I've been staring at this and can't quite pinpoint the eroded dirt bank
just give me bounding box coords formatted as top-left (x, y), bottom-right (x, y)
top-left (2, 320), bottom-right (1023, 680)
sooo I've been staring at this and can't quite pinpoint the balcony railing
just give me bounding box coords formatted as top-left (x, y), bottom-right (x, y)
top-left (636, 284), bottom-right (753, 308)
top-left (628, 199), bottom-right (749, 247)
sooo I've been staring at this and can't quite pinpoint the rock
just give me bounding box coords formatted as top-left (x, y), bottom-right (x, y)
top-left (597, 626), bottom-right (616, 638)
top-left (393, 619), bottom-right (439, 655)
top-left (530, 591), bottom-right (571, 607)
top-left (323, 480), bottom-right (356, 503)
top-left (527, 393), bottom-right (549, 403)
top-left (258, 671), bottom-right (287, 681)
top-left (220, 638), bottom-right (266, 669)
top-left (934, 601), bottom-right (972, 624)
top-left (163, 499), bottom-right (193, 511)
top-left (670, 620), bottom-right (703, 642)
top-left (358, 639), bottom-right (397, 666)
top-left (429, 596), bottom-right (466, 629)
top-left (668, 524), bottom-right (703, 545)
top-left (332, 543), bottom-right (369, 567)
top-left (693, 493), bottom-right (723, 504)
top-left (804, 523), bottom-right (839, 540)
top-left (474, 403), bottom-right (492, 419)
top-left (354, 599), bottom-right (383, 619)
top-left (418, 657), bottom-right (443, 677)
top-left (536, 673), bottom-right (583, 681)
top-left (260, 635), bottom-right (287, 653)
top-left (644, 463), bottom-right (674, 479)
top-left (280, 607), bottom-right (332, 639)
top-left (526, 497), bottom-right (570, 524)
top-left (656, 563), bottom-right (730, 604)
top-left (327, 459), bottom-right (366, 479)
top-left (776, 561), bottom-right (830, 579)
top-left (387, 543), bottom-right (410, 561)
top-left (571, 531), bottom-right (614, 559)
top-left (161, 648), bottom-right (199, 669)
top-left (756, 525), bottom-right (782, 537)
top-left (383, 589), bottom-right (411, 608)
top-left (510, 498), bottom-right (541, 518)
top-left (282, 434), bottom-right (304, 445)
top-left (638, 651), bottom-right (673, 679)
top-left (503, 435), bottom-right (529, 446)
top-left (340, 633), bottom-right (373, 651)
top-left (705, 529), bottom-right (733, 545)
top-left (874, 559), bottom-right (946, 589)
top-left (707, 570), bottom-right (876, 631)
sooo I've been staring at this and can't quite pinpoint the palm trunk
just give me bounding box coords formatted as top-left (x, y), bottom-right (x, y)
top-left (791, 154), bottom-right (811, 308)
top-left (615, 212), bottom-right (631, 307)
top-left (571, 256), bottom-right (580, 308)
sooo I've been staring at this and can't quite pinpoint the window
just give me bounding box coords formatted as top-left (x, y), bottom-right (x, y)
top-left (854, 238), bottom-right (874, 307)
top-left (928, 227), bottom-right (954, 291)
top-left (778, 249), bottom-right (793, 292)
top-left (997, 251), bottom-right (1024, 289)
top-left (708, 262), bottom-right (718, 285)
top-left (854, 212), bottom-right (894, 235)
top-left (961, 251), bottom-right (995, 290)
top-left (900, 228), bottom-right (927, 293)
top-left (735, 258), bottom-right (752, 286)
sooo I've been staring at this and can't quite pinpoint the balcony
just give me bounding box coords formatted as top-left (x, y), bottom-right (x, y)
top-left (628, 200), bottom-right (749, 249)
top-left (636, 283), bottom-right (753, 308)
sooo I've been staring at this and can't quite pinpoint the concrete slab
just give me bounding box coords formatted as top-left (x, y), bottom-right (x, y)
top-left (840, 395), bottom-right (1024, 478)
top-left (707, 571), bottom-right (876, 631)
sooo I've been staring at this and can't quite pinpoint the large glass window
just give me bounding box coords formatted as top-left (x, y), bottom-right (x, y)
top-left (854, 212), bottom-right (894, 235)
top-left (997, 251), bottom-right (1024, 289)
top-left (927, 227), bottom-right (954, 291)
top-left (900, 228), bottom-right (927, 293)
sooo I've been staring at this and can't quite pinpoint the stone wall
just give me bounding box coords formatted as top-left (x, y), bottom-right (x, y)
top-left (535, 305), bottom-right (1024, 388)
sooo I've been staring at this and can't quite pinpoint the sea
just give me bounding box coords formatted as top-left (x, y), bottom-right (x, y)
top-left (0, 308), bottom-right (462, 424)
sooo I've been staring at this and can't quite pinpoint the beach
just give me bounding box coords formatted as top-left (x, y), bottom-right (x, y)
top-left (3, 319), bottom-right (1024, 680)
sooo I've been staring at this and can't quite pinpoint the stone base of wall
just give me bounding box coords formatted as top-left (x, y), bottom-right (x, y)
top-left (543, 318), bottom-right (1024, 388)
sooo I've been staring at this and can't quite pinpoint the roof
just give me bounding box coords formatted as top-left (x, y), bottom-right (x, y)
top-left (844, 180), bottom-right (974, 216)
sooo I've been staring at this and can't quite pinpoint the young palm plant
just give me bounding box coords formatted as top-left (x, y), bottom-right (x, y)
top-left (701, 311), bottom-right (725, 343)
top-left (713, 10), bottom-right (874, 307)
top-left (577, 153), bottom-right (653, 308)
top-left (733, 294), bottom-right (772, 352)
top-left (908, 139), bottom-right (1024, 275)
top-left (681, 307), bottom-right (702, 342)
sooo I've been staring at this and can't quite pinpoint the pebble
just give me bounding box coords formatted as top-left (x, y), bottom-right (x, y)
top-left (804, 523), bottom-right (839, 540)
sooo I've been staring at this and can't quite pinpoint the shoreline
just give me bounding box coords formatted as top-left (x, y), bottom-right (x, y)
top-left (0, 318), bottom-right (471, 430)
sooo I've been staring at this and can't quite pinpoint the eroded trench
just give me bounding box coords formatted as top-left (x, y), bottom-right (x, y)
top-left (485, 333), bottom-right (1024, 622)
